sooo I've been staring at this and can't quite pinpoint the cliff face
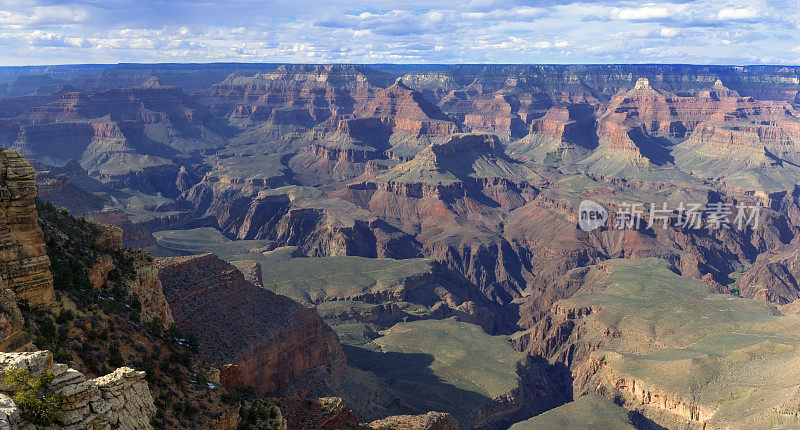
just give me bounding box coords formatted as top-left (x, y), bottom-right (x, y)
top-left (204, 65), bottom-right (391, 126)
top-left (0, 287), bottom-right (25, 352)
top-left (85, 209), bottom-right (158, 251)
top-left (34, 200), bottom-right (237, 429)
top-left (0, 351), bottom-right (156, 429)
top-left (516, 259), bottom-right (800, 429)
top-left (82, 223), bottom-right (173, 327)
top-left (155, 253), bottom-right (344, 395)
top-left (736, 243), bottom-right (800, 307)
top-left (0, 146), bottom-right (53, 304)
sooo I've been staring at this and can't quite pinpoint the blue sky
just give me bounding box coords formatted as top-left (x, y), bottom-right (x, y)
top-left (0, 0), bottom-right (798, 66)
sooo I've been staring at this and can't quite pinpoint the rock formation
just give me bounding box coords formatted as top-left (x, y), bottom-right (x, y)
top-left (85, 210), bottom-right (157, 251)
top-left (737, 243), bottom-right (800, 307)
top-left (517, 258), bottom-right (800, 429)
top-left (0, 146), bottom-right (53, 304)
top-left (82, 225), bottom-right (173, 326)
top-left (369, 411), bottom-right (459, 430)
top-left (276, 397), bottom-right (363, 430)
top-left (0, 350), bottom-right (156, 429)
top-left (155, 253), bottom-right (344, 395)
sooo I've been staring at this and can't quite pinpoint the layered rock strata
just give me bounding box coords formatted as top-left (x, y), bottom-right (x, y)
top-left (0, 350), bottom-right (156, 429)
top-left (0, 146), bottom-right (53, 304)
top-left (155, 253), bottom-right (344, 395)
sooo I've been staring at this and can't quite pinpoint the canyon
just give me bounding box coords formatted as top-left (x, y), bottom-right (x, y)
top-left (1, 63), bottom-right (800, 428)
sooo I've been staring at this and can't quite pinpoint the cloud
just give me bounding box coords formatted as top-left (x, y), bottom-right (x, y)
top-left (315, 9), bottom-right (456, 36)
top-left (610, 4), bottom-right (686, 21)
top-left (0, 4), bottom-right (90, 28)
top-left (25, 30), bottom-right (88, 47)
top-left (717, 7), bottom-right (758, 21)
top-left (0, 0), bottom-right (797, 66)
top-left (462, 6), bottom-right (548, 21)
top-left (660, 27), bottom-right (679, 37)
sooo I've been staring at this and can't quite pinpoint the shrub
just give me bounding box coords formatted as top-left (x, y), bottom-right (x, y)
top-left (53, 349), bottom-right (72, 364)
top-left (164, 324), bottom-right (181, 343)
top-left (108, 343), bottom-right (124, 367)
top-left (3, 369), bottom-right (64, 426)
top-left (146, 317), bottom-right (164, 336)
top-left (38, 317), bottom-right (57, 341)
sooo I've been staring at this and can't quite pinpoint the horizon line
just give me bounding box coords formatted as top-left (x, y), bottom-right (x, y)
top-left (2, 61), bottom-right (800, 69)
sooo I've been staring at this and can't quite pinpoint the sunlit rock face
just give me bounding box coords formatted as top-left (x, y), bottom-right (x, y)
top-left (0, 146), bottom-right (53, 305)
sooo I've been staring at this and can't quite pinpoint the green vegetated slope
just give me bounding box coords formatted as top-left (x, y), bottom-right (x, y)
top-left (346, 317), bottom-right (525, 427)
top-left (509, 394), bottom-right (635, 430)
top-left (152, 227), bottom-right (432, 304)
top-left (554, 258), bottom-right (800, 429)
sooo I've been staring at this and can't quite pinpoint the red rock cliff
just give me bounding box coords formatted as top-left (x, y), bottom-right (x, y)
top-left (155, 253), bottom-right (344, 395)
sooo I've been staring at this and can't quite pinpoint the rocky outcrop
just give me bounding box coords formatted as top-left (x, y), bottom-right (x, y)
top-left (125, 264), bottom-right (174, 326)
top-left (0, 351), bottom-right (155, 429)
top-left (0, 146), bottom-right (53, 304)
top-left (0, 287), bottom-right (25, 352)
top-left (354, 78), bottom-right (458, 142)
top-left (738, 244), bottom-right (800, 306)
top-left (369, 411), bottom-right (459, 430)
top-left (276, 397), bottom-right (363, 430)
top-left (204, 65), bottom-right (392, 127)
top-left (155, 253), bottom-right (344, 395)
top-left (85, 210), bottom-right (157, 251)
top-left (0, 150), bottom-right (41, 349)
top-left (85, 232), bottom-right (173, 327)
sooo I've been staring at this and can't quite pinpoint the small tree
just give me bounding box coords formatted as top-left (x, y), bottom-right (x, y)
top-left (3, 368), bottom-right (64, 425)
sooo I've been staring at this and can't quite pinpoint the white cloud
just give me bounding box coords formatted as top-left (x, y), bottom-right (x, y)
top-left (660, 27), bottom-right (679, 37)
top-left (610, 4), bottom-right (686, 21)
top-left (25, 30), bottom-right (88, 47)
top-left (0, 5), bottom-right (89, 28)
top-left (463, 7), bottom-right (547, 21)
top-left (717, 7), bottom-right (758, 20)
top-left (0, 0), bottom-right (796, 66)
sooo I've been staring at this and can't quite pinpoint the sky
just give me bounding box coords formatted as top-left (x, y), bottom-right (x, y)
top-left (0, 0), bottom-right (798, 66)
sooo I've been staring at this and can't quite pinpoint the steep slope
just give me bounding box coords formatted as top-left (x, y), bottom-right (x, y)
top-left (155, 253), bottom-right (345, 395)
top-left (204, 64), bottom-right (392, 128)
top-left (507, 104), bottom-right (598, 166)
top-left (288, 77), bottom-right (458, 184)
top-left (673, 99), bottom-right (800, 192)
top-left (736, 243), bottom-right (800, 308)
top-left (5, 81), bottom-right (228, 197)
top-left (509, 394), bottom-right (636, 430)
top-left (577, 78), bottom-right (678, 177)
top-left (518, 258), bottom-right (800, 429)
